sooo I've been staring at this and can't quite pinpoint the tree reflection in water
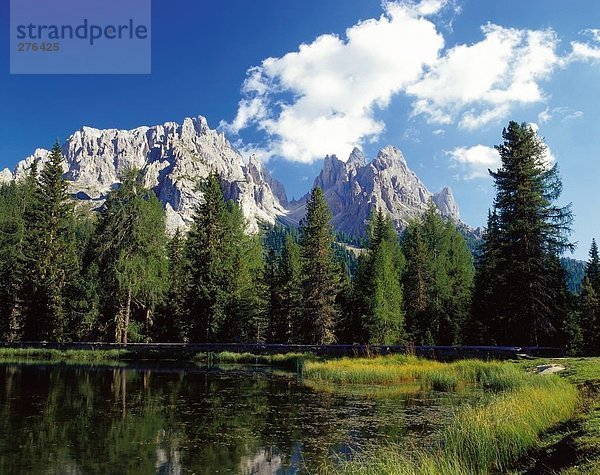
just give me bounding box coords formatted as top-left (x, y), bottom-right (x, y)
top-left (0, 363), bottom-right (466, 474)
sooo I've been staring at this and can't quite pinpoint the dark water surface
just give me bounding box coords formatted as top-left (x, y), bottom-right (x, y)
top-left (0, 362), bottom-right (470, 474)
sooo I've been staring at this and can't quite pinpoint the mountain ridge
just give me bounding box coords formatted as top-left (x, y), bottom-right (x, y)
top-left (1, 116), bottom-right (469, 237)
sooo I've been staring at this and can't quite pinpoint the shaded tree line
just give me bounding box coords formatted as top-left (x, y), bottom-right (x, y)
top-left (0, 122), bottom-right (596, 352)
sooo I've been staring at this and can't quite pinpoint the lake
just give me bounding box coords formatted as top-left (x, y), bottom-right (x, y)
top-left (0, 362), bottom-right (471, 474)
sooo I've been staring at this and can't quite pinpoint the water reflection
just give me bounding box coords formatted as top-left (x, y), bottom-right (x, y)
top-left (0, 363), bottom-right (468, 474)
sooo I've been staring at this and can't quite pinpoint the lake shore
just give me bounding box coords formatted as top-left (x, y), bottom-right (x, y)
top-left (1, 346), bottom-right (598, 473)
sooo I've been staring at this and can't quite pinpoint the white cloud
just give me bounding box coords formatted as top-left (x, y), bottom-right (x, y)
top-left (569, 29), bottom-right (600, 62)
top-left (409, 24), bottom-right (561, 129)
top-left (225, 2), bottom-right (598, 164)
top-left (447, 145), bottom-right (500, 179)
top-left (536, 106), bottom-right (583, 124)
top-left (538, 106), bottom-right (552, 123)
top-left (432, 128), bottom-right (445, 136)
top-left (449, 126), bottom-right (556, 179)
top-left (225, 1), bottom-right (447, 163)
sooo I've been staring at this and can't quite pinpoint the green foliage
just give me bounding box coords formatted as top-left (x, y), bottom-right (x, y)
top-left (353, 209), bottom-right (405, 344)
top-left (402, 203), bottom-right (474, 345)
top-left (22, 143), bottom-right (78, 341)
top-left (94, 168), bottom-right (168, 343)
top-left (265, 233), bottom-right (302, 342)
top-left (470, 122), bottom-right (574, 346)
top-left (298, 187), bottom-right (340, 344)
top-left (185, 172), bottom-right (267, 342)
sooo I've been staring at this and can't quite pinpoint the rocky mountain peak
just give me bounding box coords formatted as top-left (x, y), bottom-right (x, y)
top-left (433, 186), bottom-right (460, 221)
top-left (5, 117), bottom-right (287, 233)
top-left (346, 147), bottom-right (367, 168)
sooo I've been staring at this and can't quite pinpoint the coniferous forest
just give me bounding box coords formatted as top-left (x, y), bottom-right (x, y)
top-left (0, 122), bottom-right (598, 354)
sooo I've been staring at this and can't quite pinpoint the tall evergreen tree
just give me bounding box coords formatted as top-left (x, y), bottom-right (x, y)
top-left (473, 122), bottom-right (573, 345)
top-left (585, 239), bottom-right (600, 292)
top-left (223, 200), bottom-right (267, 342)
top-left (354, 209), bottom-right (405, 344)
top-left (579, 276), bottom-right (599, 355)
top-left (155, 229), bottom-right (188, 341)
top-left (466, 210), bottom-right (502, 343)
top-left (185, 172), bottom-right (230, 342)
top-left (22, 143), bottom-right (78, 341)
top-left (403, 203), bottom-right (473, 345)
top-left (299, 187), bottom-right (339, 344)
top-left (94, 169), bottom-right (168, 343)
top-left (266, 233), bottom-right (302, 343)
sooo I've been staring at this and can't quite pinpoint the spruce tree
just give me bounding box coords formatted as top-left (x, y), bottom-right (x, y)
top-left (578, 240), bottom-right (600, 355)
top-left (267, 233), bottom-right (302, 343)
top-left (585, 239), bottom-right (600, 292)
top-left (22, 143), bottom-right (77, 341)
top-left (185, 172), bottom-right (230, 342)
top-left (355, 209), bottom-right (405, 344)
top-left (155, 229), bottom-right (188, 341)
top-left (299, 187), bottom-right (339, 344)
top-left (403, 203), bottom-right (473, 345)
top-left (94, 169), bottom-right (168, 343)
top-left (223, 200), bottom-right (267, 342)
top-left (474, 122), bottom-right (573, 345)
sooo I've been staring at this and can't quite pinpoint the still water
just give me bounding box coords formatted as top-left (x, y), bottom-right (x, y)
top-left (0, 362), bottom-right (469, 474)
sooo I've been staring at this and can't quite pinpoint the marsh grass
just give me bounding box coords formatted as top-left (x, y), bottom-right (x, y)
top-left (308, 356), bottom-right (578, 474)
top-left (195, 351), bottom-right (319, 369)
top-left (302, 356), bottom-right (526, 392)
top-left (0, 347), bottom-right (129, 361)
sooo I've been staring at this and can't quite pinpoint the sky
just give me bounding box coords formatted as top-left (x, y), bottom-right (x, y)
top-left (1, 0), bottom-right (599, 259)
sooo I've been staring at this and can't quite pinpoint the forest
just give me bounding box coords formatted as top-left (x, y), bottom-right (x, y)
top-left (0, 121), bottom-right (598, 354)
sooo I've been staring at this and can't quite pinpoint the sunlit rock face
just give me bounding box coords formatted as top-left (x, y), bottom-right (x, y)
top-left (8, 117), bottom-right (287, 233)
top-left (284, 146), bottom-right (461, 236)
top-left (7, 118), bottom-right (466, 237)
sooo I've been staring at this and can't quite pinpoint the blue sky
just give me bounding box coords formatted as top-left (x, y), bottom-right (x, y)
top-left (1, 0), bottom-right (599, 259)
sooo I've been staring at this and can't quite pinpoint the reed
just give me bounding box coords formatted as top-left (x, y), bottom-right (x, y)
top-left (328, 375), bottom-right (577, 474)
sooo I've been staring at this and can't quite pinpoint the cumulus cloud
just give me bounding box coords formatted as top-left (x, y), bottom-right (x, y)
top-left (447, 145), bottom-right (500, 179)
top-left (449, 126), bottom-right (556, 179)
top-left (224, 1), bottom-right (598, 163)
top-left (569, 29), bottom-right (600, 62)
top-left (224, 0), bottom-right (446, 163)
top-left (537, 106), bottom-right (584, 124)
top-left (409, 24), bottom-right (561, 129)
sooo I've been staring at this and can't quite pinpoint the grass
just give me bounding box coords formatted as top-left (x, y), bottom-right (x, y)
top-left (0, 347), bottom-right (130, 361)
top-left (307, 356), bottom-right (578, 474)
top-left (303, 356), bottom-right (527, 392)
top-left (511, 357), bottom-right (600, 474)
top-left (194, 351), bottom-right (320, 369)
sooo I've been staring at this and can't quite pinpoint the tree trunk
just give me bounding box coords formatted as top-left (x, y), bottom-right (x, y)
top-left (123, 286), bottom-right (132, 345)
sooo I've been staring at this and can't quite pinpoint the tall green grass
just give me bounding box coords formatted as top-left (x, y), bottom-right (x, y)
top-left (307, 356), bottom-right (577, 474)
top-left (195, 351), bottom-right (319, 369)
top-left (0, 347), bottom-right (129, 361)
top-left (303, 356), bottom-right (526, 392)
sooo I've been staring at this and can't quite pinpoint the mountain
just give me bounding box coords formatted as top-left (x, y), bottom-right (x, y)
top-left (1, 117), bottom-right (466, 237)
top-left (1, 116), bottom-right (287, 232)
top-left (283, 145), bottom-right (461, 236)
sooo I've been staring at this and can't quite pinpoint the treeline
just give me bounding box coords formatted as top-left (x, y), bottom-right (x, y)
top-left (0, 122), bottom-right (598, 352)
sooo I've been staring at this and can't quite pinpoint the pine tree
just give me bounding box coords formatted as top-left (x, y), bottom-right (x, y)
top-left (223, 200), bottom-right (267, 342)
top-left (185, 172), bottom-right (230, 342)
top-left (266, 233), bottom-right (302, 343)
top-left (585, 239), bottom-right (600, 292)
top-left (94, 168), bottom-right (168, 343)
top-left (155, 229), bottom-right (188, 341)
top-left (299, 187), bottom-right (339, 344)
top-left (466, 210), bottom-right (502, 343)
top-left (354, 209), bottom-right (405, 344)
top-left (403, 203), bottom-right (473, 345)
top-left (474, 122), bottom-right (573, 345)
top-left (577, 240), bottom-right (600, 355)
top-left (22, 143), bottom-right (78, 341)
top-left (579, 277), bottom-right (599, 355)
